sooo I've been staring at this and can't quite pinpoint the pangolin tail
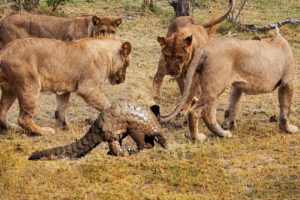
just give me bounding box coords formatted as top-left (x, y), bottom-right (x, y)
top-left (29, 120), bottom-right (103, 160)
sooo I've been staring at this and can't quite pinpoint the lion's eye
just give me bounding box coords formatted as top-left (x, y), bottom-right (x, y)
top-left (176, 56), bottom-right (183, 62)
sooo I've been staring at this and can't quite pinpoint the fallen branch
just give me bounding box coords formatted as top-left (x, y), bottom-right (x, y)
top-left (244, 18), bottom-right (300, 31)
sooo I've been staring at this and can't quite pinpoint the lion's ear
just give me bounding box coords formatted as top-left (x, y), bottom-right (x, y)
top-left (157, 36), bottom-right (166, 47)
top-left (92, 16), bottom-right (101, 26)
top-left (120, 42), bottom-right (131, 58)
top-left (183, 35), bottom-right (193, 47)
top-left (113, 18), bottom-right (122, 27)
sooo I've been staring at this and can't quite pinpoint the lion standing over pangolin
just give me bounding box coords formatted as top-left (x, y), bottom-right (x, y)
top-left (160, 33), bottom-right (299, 141)
top-left (29, 100), bottom-right (167, 160)
top-left (0, 37), bottom-right (131, 135)
top-left (153, 0), bottom-right (236, 113)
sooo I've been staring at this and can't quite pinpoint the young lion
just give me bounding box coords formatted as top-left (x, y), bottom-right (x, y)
top-left (0, 13), bottom-right (122, 48)
top-left (159, 34), bottom-right (298, 142)
top-left (153, 0), bottom-right (236, 106)
top-left (0, 37), bottom-right (131, 135)
top-left (0, 13), bottom-right (123, 128)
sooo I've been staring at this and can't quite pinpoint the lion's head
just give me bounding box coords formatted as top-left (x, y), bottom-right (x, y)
top-left (157, 33), bottom-right (194, 77)
top-left (109, 41), bottom-right (131, 85)
top-left (91, 16), bottom-right (122, 37)
top-left (155, 0), bottom-right (236, 78)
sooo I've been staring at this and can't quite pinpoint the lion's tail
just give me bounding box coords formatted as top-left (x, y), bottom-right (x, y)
top-left (206, 15), bottom-right (218, 38)
top-left (159, 48), bottom-right (206, 123)
top-left (28, 120), bottom-right (103, 160)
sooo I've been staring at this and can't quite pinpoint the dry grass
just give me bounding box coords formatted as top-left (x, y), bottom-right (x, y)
top-left (0, 0), bottom-right (300, 199)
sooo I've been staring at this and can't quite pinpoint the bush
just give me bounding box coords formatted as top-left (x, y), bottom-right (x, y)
top-left (46, 0), bottom-right (71, 11)
top-left (8, 0), bottom-right (39, 12)
top-left (23, 0), bottom-right (39, 11)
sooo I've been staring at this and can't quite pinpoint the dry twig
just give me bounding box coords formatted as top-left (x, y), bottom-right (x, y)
top-left (244, 18), bottom-right (300, 31)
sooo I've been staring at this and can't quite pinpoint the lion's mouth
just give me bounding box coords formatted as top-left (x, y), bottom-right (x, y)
top-left (109, 77), bottom-right (124, 85)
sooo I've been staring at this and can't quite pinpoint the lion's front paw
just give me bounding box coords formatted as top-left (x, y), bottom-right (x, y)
top-left (40, 127), bottom-right (55, 135)
top-left (285, 124), bottom-right (299, 134)
top-left (191, 132), bottom-right (207, 143)
top-left (222, 130), bottom-right (233, 138)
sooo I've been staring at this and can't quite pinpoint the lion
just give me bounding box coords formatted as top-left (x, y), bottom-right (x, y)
top-left (159, 34), bottom-right (298, 142)
top-left (0, 37), bottom-right (131, 136)
top-left (0, 13), bottom-right (122, 48)
top-left (0, 13), bottom-right (122, 129)
top-left (153, 0), bottom-right (236, 110)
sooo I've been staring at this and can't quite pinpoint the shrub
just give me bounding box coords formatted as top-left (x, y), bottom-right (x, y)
top-left (7, 0), bottom-right (39, 12)
top-left (46, 0), bottom-right (71, 11)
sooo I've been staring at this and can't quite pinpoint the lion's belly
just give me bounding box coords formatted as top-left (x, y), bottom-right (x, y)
top-left (233, 62), bottom-right (284, 95)
top-left (233, 78), bottom-right (281, 95)
top-left (40, 77), bottom-right (77, 93)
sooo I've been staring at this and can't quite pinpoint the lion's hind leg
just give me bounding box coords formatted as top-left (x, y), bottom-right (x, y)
top-left (0, 89), bottom-right (20, 132)
top-left (278, 82), bottom-right (299, 133)
top-left (221, 87), bottom-right (243, 130)
top-left (202, 98), bottom-right (233, 138)
top-left (16, 85), bottom-right (55, 136)
top-left (188, 106), bottom-right (207, 142)
top-left (55, 92), bottom-right (70, 129)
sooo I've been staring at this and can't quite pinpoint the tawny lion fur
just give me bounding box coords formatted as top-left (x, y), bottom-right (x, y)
top-left (160, 35), bottom-right (298, 142)
top-left (0, 13), bottom-right (122, 48)
top-left (0, 37), bottom-right (131, 135)
top-left (0, 13), bottom-right (123, 127)
top-left (153, 0), bottom-right (236, 112)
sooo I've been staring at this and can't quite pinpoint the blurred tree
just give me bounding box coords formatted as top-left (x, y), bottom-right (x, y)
top-left (170, 0), bottom-right (190, 17)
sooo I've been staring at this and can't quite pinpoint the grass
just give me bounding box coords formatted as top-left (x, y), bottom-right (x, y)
top-left (0, 0), bottom-right (300, 199)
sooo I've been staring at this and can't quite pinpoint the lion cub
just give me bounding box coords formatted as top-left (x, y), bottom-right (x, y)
top-left (0, 37), bottom-right (131, 135)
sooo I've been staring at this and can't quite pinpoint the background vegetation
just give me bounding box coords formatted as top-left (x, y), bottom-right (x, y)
top-left (0, 0), bottom-right (299, 199)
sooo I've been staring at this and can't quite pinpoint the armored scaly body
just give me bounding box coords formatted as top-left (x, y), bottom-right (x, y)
top-left (29, 100), bottom-right (167, 160)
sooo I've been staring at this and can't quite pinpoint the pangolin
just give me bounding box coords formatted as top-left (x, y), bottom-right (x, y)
top-left (28, 99), bottom-right (167, 160)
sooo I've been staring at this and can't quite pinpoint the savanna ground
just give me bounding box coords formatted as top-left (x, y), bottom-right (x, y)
top-left (0, 0), bottom-right (299, 199)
